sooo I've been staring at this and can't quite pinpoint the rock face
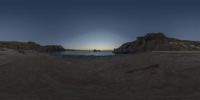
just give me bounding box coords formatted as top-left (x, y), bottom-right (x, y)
top-left (41, 45), bottom-right (66, 52)
top-left (93, 49), bottom-right (101, 52)
top-left (0, 41), bottom-right (65, 52)
top-left (113, 32), bottom-right (200, 54)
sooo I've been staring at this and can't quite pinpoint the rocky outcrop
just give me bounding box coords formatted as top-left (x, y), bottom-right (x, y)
top-left (93, 49), bottom-right (101, 52)
top-left (0, 41), bottom-right (65, 52)
top-left (40, 45), bottom-right (66, 52)
top-left (0, 41), bottom-right (41, 50)
top-left (113, 32), bottom-right (200, 54)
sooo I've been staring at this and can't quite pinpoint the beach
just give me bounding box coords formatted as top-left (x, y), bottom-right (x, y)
top-left (1, 49), bottom-right (200, 100)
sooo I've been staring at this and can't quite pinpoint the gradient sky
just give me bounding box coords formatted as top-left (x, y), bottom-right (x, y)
top-left (0, 0), bottom-right (200, 50)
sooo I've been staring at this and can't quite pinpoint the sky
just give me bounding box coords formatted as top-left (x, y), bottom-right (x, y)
top-left (0, 0), bottom-right (200, 50)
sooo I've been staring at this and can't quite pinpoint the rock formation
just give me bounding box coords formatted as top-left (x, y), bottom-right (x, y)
top-left (41, 45), bottom-right (66, 52)
top-left (113, 32), bottom-right (200, 54)
top-left (93, 49), bottom-right (101, 52)
top-left (0, 41), bottom-right (65, 52)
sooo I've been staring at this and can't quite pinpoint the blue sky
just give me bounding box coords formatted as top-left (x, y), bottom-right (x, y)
top-left (0, 0), bottom-right (200, 50)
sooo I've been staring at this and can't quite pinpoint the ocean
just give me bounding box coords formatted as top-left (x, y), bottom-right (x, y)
top-left (50, 50), bottom-right (114, 56)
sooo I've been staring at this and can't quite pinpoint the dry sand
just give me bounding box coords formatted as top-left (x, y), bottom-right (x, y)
top-left (1, 49), bottom-right (200, 100)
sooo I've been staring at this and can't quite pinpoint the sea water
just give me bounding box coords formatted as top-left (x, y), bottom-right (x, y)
top-left (50, 50), bottom-right (114, 56)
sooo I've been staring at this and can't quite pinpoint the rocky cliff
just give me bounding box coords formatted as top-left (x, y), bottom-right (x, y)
top-left (113, 33), bottom-right (200, 54)
top-left (41, 45), bottom-right (66, 52)
top-left (0, 41), bottom-right (65, 52)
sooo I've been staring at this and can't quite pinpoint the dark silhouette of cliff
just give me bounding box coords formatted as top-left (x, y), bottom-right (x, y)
top-left (113, 32), bottom-right (200, 54)
top-left (0, 41), bottom-right (65, 52)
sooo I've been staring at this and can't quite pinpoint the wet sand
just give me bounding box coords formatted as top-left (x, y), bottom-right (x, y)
top-left (1, 49), bottom-right (200, 100)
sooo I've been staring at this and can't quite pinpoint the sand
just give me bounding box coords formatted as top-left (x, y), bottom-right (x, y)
top-left (1, 49), bottom-right (200, 100)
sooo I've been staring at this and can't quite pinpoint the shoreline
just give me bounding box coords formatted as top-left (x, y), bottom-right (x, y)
top-left (152, 51), bottom-right (200, 54)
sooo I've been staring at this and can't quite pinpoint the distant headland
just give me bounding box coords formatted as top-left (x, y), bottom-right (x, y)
top-left (0, 41), bottom-right (65, 52)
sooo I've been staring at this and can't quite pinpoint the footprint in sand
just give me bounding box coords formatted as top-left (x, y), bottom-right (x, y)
top-left (0, 57), bottom-right (12, 67)
top-left (0, 61), bottom-right (12, 67)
